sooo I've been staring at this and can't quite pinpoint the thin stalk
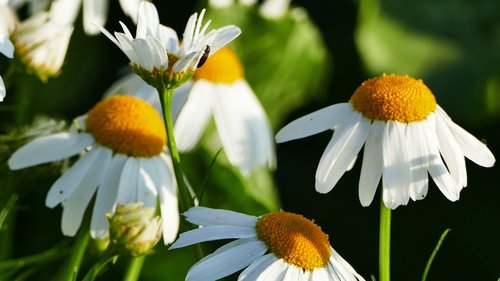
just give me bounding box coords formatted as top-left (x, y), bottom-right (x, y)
top-left (122, 255), bottom-right (145, 281)
top-left (81, 249), bottom-right (118, 281)
top-left (59, 225), bottom-right (91, 281)
top-left (0, 243), bottom-right (69, 270)
top-left (379, 196), bottom-right (391, 281)
top-left (158, 87), bottom-right (193, 213)
top-left (421, 229), bottom-right (451, 281)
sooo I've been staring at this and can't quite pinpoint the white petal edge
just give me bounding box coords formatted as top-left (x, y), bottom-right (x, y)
top-left (276, 103), bottom-right (353, 143)
top-left (169, 225), bottom-right (256, 249)
top-left (358, 121), bottom-right (384, 207)
top-left (156, 155), bottom-right (180, 244)
top-left (238, 253), bottom-right (277, 281)
top-left (8, 132), bottom-right (94, 170)
top-left (183, 206), bottom-right (258, 227)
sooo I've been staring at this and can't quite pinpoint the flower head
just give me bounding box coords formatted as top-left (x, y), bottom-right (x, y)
top-left (170, 207), bottom-right (365, 281)
top-left (174, 47), bottom-right (275, 174)
top-left (276, 74), bottom-right (496, 209)
top-left (98, 1), bottom-right (241, 89)
top-left (108, 202), bottom-right (162, 256)
top-left (8, 94), bottom-right (179, 244)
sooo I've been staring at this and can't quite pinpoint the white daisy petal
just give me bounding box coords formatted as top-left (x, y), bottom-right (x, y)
top-left (137, 158), bottom-right (159, 209)
top-left (406, 121), bottom-right (430, 201)
top-left (83, 0), bottom-right (108, 35)
top-left (60, 147), bottom-right (112, 236)
top-left (90, 154), bottom-right (127, 239)
top-left (316, 112), bottom-right (370, 193)
top-left (443, 119), bottom-right (495, 168)
top-left (183, 206), bottom-right (258, 227)
top-left (276, 103), bottom-right (353, 143)
top-left (0, 76), bottom-right (5, 102)
top-left (382, 122), bottom-right (411, 209)
top-left (0, 34), bottom-right (14, 58)
top-left (208, 25), bottom-right (241, 54)
top-left (254, 258), bottom-right (287, 281)
top-left (174, 80), bottom-right (214, 151)
top-left (213, 82), bottom-right (275, 173)
top-left (283, 264), bottom-right (302, 281)
top-left (238, 253), bottom-right (277, 281)
top-left (434, 113), bottom-right (467, 187)
top-left (155, 155), bottom-right (179, 244)
top-left (45, 146), bottom-right (102, 208)
top-left (422, 116), bottom-right (461, 201)
top-left (116, 157), bottom-right (140, 204)
top-left (136, 1), bottom-right (159, 39)
top-left (158, 25), bottom-right (179, 53)
top-left (172, 51), bottom-right (200, 73)
top-left (186, 238), bottom-right (267, 281)
top-left (8, 132), bottom-right (94, 170)
top-left (170, 225), bottom-right (256, 249)
top-left (329, 247), bottom-right (365, 281)
top-left (358, 121), bottom-right (383, 206)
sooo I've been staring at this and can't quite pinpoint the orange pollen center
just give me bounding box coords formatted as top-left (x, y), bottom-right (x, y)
top-left (255, 211), bottom-right (331, 271)
top-left (193, 47), bottom-right (244, 83)
top-left (85, 95), bottom-right (166, 157)
top-left (350, 74), bottom-right (437, 122)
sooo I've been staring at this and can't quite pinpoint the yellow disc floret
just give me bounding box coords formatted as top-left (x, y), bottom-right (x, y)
top-left (86, 95), bottom-right (166, 157)
top-left (255, 211), bottom-right (331, 271)
top-left (350, 74), bottom-right (437, 122)
top-left (193, 47), bottom-right (244, 84)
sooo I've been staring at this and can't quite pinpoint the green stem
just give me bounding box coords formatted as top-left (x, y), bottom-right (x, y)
top-left (122, 255), bottom-right (145, 281)
top-left (81, 248), bottom-right (118, 281)
top-left (379, 196), bottom-right (391, 281)
top-left (59, 226), bottom-right (90, 281)
top-left (0, 243), bottom-right (69, 270)
top-left (158, 87), bottom-right (193, 213)
top-left (421, 229), bottom-right (451, 281)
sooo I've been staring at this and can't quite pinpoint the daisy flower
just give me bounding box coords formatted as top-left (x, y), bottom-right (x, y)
top-left (170, 207), bottom-right (365, 281)
top-left (8, 95), bottom-right (179, 244)
top-left (11, 0), bottom-right (79, 80)
top-left (276, 74), bottom-right (496, 209)
top-left (174, 47), bottom-right (275, 174)
top-left (98, 1), bottom-right (241, 88)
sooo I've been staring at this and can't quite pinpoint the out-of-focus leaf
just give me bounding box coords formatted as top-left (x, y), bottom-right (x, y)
top-left (354, 0), bottom-right (500, 124)
top-left (486, 76), bottom-right (500, 117)
top-left (205, 3), bottom-right (332, 129)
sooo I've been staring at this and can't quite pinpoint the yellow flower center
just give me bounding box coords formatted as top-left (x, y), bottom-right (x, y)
top-left (350, 74), bottom-right (437, 122)
top-left (193, 47), bottom-right (244, 83)
top-left (86, 95), bottom-right (166, 157)
top-left (255, 211), bottom-right (331, 271)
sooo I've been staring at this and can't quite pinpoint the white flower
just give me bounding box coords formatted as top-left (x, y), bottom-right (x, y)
top-left (81, 0), bottom-right (141, 35)
top-left (174, 47), bottom-right (276, 174)
top-left (0, 3), bottom-right (17, 101)
top-left (276, 74), bottom-right (496, 209)
top-left (170, 207), bottom-right (365, 281)
top-left (8, 95), bottom-right (179, 244)
top-left (98, 1), bottom-right (241, 77)
top-left (11, 0), bottom-right (79, 80)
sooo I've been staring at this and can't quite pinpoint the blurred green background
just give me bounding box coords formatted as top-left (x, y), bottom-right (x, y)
top-left (0, 0), bottom-right (499, 280)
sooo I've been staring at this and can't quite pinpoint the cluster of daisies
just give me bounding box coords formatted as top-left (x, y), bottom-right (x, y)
top-left (4, 0), bottom-right (495, 280)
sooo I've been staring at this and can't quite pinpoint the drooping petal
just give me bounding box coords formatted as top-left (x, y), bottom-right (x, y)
top-left (90, 154), bottom-right (127, 239)
top-left (60, 147), bottom-right (112, 236)
top-left (250, 257), bottom-right (287, 281)
top-left (0, 34), bottom-right (14, 58)
top-left (137, 158), bottom-right (159, 209)
top-left (170, 225), bottom-right (256, 249)
top-left (422, 115), bottom-right (461, 201)
top-left (358, 121), bottom-right (384, 207)
top-left (328, 247), bottom-right (365, 281)
top-left (276, 103), bottom-right (353, 143)
top-left (155, 155), bottom-right (179, 244)
top-left (183, 206), bottom-right (258, 227)
top-left (116, 157), bottom-right (140, 204)
top-left (315, 112), bottom-right (370, 193)
top-left (212, 81), bottom-right (275, 173)
top-left (8, 132), bottom-right (94, 170)
top-left (381, 122), bottom-right (411, 209)
top-left (185, 238), bottom-right (267, 281)
top-left (208, 25), bottom-right (241, 54)
top-left (237, 253), bottom-right (277, 281)
top-left (434, 112), bottom-right (467, 187)
top-left (174, 80), bottom-right (214, 151)
top-left (283, 264), bottom-right (302, 281)
top-left (405, 121), bottom-right (430, 201)
top-left (45, 146), bottom-right (105, 208)
top-left (440, 113), bottom-right (495, 168)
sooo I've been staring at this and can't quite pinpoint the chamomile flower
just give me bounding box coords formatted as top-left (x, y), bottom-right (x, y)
top-left (8, 95), bottom-right (179, 244)
top-left (276, 74), bottom-right (496, 209)
top-left (170, 207), bottom-right (365, 281)
top-left (174, 47), bottom-right (275, 174)
top-left (11, 0), bottom-right (79, 80)
top-left (98, 1), bottom-right (241, 88)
